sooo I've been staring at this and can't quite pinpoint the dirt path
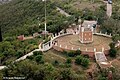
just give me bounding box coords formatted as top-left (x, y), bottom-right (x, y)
top-left (56, 7), bottom-right (71, 17)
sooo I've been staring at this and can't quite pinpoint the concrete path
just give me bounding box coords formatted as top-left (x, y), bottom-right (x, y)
top-left (95, 52), bottom-right (112, 68)
top-left (15, 49), bottom-right (41, 62)
top-left (0, 49), bottom-right (41, 70)
top-left (0, 43), bottom-right (43, 70)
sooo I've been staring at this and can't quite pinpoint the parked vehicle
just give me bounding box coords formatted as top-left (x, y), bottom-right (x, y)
top-left (108, 0), bottom-right (112, 4)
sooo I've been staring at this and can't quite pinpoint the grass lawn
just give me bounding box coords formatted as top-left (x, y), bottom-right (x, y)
top-left (43, 49), bottom-right (96, 73)
top-left (43, 49), bottom-right (66, 63)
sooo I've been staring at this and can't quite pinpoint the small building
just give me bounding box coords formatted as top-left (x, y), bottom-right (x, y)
top-left (79, 25), bottom-right (93, 43)
top-left (41, 31), bottom-right (52, 37)
top-left (17, 35), bottom-right (24, 41)
top-left (95, 52), bottom-right (112, 69)
top-left (79, 20), bottom-right (97, 43)
top-left (115, 40), bottom-right (120, 48)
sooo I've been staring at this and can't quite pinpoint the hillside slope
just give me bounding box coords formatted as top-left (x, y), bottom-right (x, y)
top-left (0, 0), bottom-right (69, 37)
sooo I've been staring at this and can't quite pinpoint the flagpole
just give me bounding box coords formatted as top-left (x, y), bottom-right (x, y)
top-left (42, 0), bottom-right (47, 39)
top-left (45, 0), bottom-right (47, 38)
top-left (44, 0), bottom-right (47, 39)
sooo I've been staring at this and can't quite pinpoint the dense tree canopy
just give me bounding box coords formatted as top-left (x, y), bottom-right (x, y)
top-left (0, 0), bottom-right (70, 37)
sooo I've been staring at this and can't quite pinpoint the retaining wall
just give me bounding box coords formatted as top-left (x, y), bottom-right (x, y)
top-left (41, 30), bottom-right (111, 58)
top-left (53, 45), bottom-right (109, 58)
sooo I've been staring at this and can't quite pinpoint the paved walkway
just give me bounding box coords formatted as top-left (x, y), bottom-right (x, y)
top-left (0, 43), bottom-right (43, 70)
top-left (95, 52), bottom-right (112, 68)
top-left (15, 49), bottom-right (41, 62)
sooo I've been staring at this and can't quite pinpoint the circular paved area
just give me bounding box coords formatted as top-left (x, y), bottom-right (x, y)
top-left (54, 34), bottom-right (112, 52)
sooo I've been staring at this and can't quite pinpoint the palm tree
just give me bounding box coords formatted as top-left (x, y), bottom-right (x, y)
top-left (0, 27), bottom-right (2, 42)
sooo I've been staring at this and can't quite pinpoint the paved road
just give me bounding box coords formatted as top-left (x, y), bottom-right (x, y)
top-left (107, 3), bottom-right (112, 17)
top-left (101, 0), bottom-right (112, 17)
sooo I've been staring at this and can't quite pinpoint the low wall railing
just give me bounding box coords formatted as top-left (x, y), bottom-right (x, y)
top-left (40, 30), bottom-right (112, 52)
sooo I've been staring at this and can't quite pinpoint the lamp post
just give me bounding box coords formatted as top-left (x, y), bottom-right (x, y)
top-left (42, 0), bottom-right (47, 39)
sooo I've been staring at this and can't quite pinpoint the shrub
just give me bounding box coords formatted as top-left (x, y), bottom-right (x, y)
top-left (112, 34), bottom-right (120, 42)
top-left (33, 51), bottom-right (43, 56)
top-left (35, 55), bottom-right (43, 63)
top-left (67, 51), bottom-right (75, 57)
top-left (39, 59), bottom-right (44, 64)
top-left (27, 56), bottom-right (34, 60)
top-left (75, 50), bottom-right (81, 56)
top-left (60, 69), bottom-right (71, 80)
top-left (16, 50), bottom-right (24, 58)
top-left (53, 60), bottom-right (59, 66)
top-left (81, 58), bottom-right (90, 67)
top-left (75, 55), bottom-right (90, 67)
top-left (75, 55), bottom-right (83, 65)
top-left (98, 75), bottom-right (107, 80)
top-left (83, 54), bottom-right (89, 58)
top-left (62, 50), bottom-right (68, 55)
top-left (109, 48), bottom-right (117, 57)
top-left (65, 64), bottom-right (71, 68)
top-left (66, 58), bottom-right (72, 64)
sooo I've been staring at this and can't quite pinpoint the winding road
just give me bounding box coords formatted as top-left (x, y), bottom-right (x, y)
top-left (107, 2), bottom-right (112, 17)
top-left (102, 0), bottom-right (112, 17)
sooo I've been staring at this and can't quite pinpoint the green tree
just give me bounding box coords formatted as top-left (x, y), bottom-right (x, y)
top-left (16, 50), bottom-right (24, 58)
top-left (26, 55), bottom-right (34, 60)
top-left (35, 55), bottom-right (43, 63)
top-left (109, 42), bottom-right (117, 57)
top-left (112, 35), bottom-right (120, 42)
top-left (109, 48), bottom-right (117, 57)
top-left (109, 42), bottom-right (116, 49)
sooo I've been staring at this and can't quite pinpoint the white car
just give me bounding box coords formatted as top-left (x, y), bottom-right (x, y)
top-left (108, 0), bottom-right (112, 4)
